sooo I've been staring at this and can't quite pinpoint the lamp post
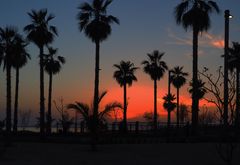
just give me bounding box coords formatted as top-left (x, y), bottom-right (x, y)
top-left (168, 70), bottom-right (172, 95)
top-left (223, 10), bottom-right (232, 126)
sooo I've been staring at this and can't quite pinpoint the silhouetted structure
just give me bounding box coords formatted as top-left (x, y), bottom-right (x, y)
top-left (77, 0), bottom-right (119, 150)
top-left (24, 9), bottom-right (58, 137)
top-left (142, 50), bottom-right (168, 130)
top-left (174, 0), bottom-right (220, 133)
top-left (44, 47), bottom-right (65, 134)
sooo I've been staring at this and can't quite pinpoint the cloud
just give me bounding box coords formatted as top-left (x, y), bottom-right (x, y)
top-left (167, 28), bottom-right (224, 49)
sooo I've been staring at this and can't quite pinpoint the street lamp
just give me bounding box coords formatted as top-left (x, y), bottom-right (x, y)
top-left (223, 9), bottom-right (232, 126)
top-left (168, 70), bottom-right (172, 95)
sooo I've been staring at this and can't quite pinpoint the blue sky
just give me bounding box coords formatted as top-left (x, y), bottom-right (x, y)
top-left (0, 0), bottom-right (240, 119)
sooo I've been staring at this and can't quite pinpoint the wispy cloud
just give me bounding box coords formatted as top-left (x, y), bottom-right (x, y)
top-left (166, 28), bottom-right (224, 49)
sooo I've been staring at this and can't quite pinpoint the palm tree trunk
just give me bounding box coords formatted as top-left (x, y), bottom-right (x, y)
top-left (6, 64), bottom-right (12, 134)
top-left (13, 67), bottom-right (19, 132)
top-left (154, 79), bottom-right (157, 130)
top-left (92, 40), bottom-right (100, 150)
top-left (40, 46), bottom-right (45, 138)
top-left (167, 111), bottom-right (171, 128)
top-left (177, 88), bottom-right (180, 127)
top-left (123, 83), bottom-right (127, 132)
top-left (47, 72), bottom-right (53, 134)
top-left (236, 68), bottom-right (240, 127)
top-left (192, 27), bottom-right (199, 134)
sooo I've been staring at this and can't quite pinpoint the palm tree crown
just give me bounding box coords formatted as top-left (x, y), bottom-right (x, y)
top-left (113, 60), bottom-right (138, 87)
top-left (43, 47), bottom-right (65, 75)
top-left (163, 93), bottom-right (177, 112)
top-left (175, 0), bottom-right (220, 32)
top-left (189, 79), bottom-right (207, 100)
top-left (24, 9), bottom-right (58, 48)
top-left (77, 0), bottom-right (119, 42)
top-left (171, 66), bottom-right (188, 89)
top-left (142, 50), bottom-right (168, 80)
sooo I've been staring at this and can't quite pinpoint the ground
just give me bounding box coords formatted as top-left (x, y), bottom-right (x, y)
top-left (0, 142), bottom-right (240, 165)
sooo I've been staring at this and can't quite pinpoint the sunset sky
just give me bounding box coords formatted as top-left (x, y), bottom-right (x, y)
top-left (0, 0), bottom-right (240, 121)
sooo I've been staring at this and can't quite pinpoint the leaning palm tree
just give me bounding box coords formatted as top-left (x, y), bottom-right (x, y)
top-left (44, 47), bottom-right (65, 134)
top-left (174, 0), bottom-right (220, 131)
top-left (0, 26), bottom-right (21, 133)
top-left (229, 42), bottom-right (240, 126)
top-left (163, 93), bottom-right (177, 128)
top-left (171, 66), bottom-right (188, 127)
top-left (11, 36), bottom-right (30, 132)
top-left (113, 60), bottom-right (138, 132)
top-left (24, 9), bottom-right (58, 136)
top-left (142, 50), bottom-right (168, 130)
top-left (77, 0), bottom-right (119, 137)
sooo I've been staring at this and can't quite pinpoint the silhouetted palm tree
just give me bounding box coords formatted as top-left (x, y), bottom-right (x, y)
top-left (0, 26), bottom-right (20, 133)
top-left (77, 0), bottom-right (119, 136)
top-left (174, 0), bottom-right (219, 131)
top-left (229, 42), bottom-right (240, 126)
top-left (113, 60), bottom-right (138, 131)
top-left (142, 50), bottom-right (168, 130)
top-left (24, 9), bottom-right (58, 136)
top-left (189, 79), bottom-right (207, 100)
top-left (163, 93), bottom-right (177, 128)
top-left (11, 36), bottom-right (30, 132)
top-left (68, 91), bottom-right (123, 132)
top-left (44, 47), bottom-right (65, 134)
top-left (171, 66), bottom-right (188, 127)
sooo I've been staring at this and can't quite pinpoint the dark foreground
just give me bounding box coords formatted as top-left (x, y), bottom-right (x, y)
top-left (0, 141), bottom-right (240, 165)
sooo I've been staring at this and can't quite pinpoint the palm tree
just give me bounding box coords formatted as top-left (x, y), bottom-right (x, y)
top-left (44, 47), bottom-right (65, 134)
top-left (174, 0), bottom-right (220, 131)
top-left (11, 36), bottom-right (30, 132)
top-left (77, 0), bottom-right (119, 137)
top-left (24, 9), bottom-right (58, 136)
top-left (113, 60), bottom-right (138, 131)
top-left (163, 93), bottom-right (177, 128)
top-left (171, 66), bottom-right (188, 127)
top-left (142, 50), bottom-right (168, 130)
top-left (68, 91), bottom-right (122, 132)
top-left (0, 26), bottom-right (20, 133)
top-left (189, 79), bottom-right (207, 101)
top-left (229, 42), bottom-right (240, 126)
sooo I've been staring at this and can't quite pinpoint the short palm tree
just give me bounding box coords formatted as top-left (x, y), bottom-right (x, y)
top-left (24, 9), bottom-right (58, 136)
top-left (174, 0), bottom-right (220, 130)
top-left (163, 93), bottom-right (177, 128)
top-left (68, 91), bottom-right (123, 132)
top-left (77, 0), bottom-right (119, 136)
top-left (229, 42), bottom-right (240, 126)
top-left (171, 66), bottom-right (188, 127)
top-left (0, 26), bottom-right (21, 133)
top-left (11, 36), bottom-right (30, 132)
top-left (142, 50), bottom-right (168, 130)
top-left (113, 60), bottom-right (138, 131)
top-left (44, 47), bottom-right (65, 134)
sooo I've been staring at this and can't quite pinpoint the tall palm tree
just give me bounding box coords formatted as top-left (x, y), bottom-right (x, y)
top-left (11, 36), bottom-right (30, 132)
top-left (24, 9), bottom-right (58, 136)
top-left (229, 42), bottom-right (240, 126)
top-left (113, 60), bottom-right (138, 131)
top-left (174, 0), bottom-right (220, 131)
top-left (77, 0), bottom-right (119, 136)
top-left (163, 93), bottom-right (177, 128)
top-left (142, 50), bottom-right (168, 130)
top-left (171, 66), bottom-right (188, 127)
top-left (0, 26), bottom-right (20, 133)
top-left (44, 47), bottom-right (65, 134)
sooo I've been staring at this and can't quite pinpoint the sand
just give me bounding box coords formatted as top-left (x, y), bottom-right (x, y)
top-left (0, 142), bottom-right (240, 165)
